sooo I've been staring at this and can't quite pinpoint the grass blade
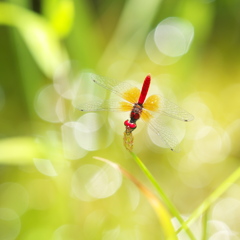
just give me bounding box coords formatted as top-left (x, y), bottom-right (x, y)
top-left (94, 156), bottom-right (177, 240)
top-left (0, 2), bottom-right (67, 78)
top-left (201, 209), bottom-right (209, 240)
top-left (177, 166), bottom-right (240, 233)
top-left (130, 151), bottom-right (196, 240)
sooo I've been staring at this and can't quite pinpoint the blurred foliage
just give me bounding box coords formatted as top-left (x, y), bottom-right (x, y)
top-left (1, 0), bottom-right (240, 239)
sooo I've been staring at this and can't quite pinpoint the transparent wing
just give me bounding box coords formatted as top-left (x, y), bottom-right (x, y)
top-left (90, 73), bottom-right (140, 103)
top-left (147, 116), bottom-right (181, 152)
top-left (75, 98), bottom-right (131, 112)
top-left (161, 96), bottom-right (194, 122)
top-left (143, 94), bottom-right (194, 122)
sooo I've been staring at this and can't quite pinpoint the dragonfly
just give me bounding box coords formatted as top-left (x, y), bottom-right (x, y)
top-left (77, 73), bottom-right (194, 151)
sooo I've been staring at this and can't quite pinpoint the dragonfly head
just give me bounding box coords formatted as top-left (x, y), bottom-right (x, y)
top-left (124, 120), bottom-right (137, 131)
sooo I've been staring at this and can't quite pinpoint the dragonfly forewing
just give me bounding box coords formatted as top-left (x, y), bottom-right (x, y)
top-left (146, 94), bottom-right (194, 122)
top-left (76, 99), bottom-right (131, 112)
top-left (90, 73), bottom-right (139, 103)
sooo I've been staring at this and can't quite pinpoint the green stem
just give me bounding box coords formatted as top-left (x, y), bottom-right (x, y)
top-left (201, 209), bottom-right (209, 240)
top-left (130, 151), bottom-right (196, 240)
top-left (177, 166), bottom-right (240, 233)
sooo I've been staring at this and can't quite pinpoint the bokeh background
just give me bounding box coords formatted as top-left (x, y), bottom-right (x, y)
top-left (1, 0), bottom-right (240, 239)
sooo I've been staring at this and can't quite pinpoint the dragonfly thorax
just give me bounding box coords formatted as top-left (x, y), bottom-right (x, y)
top-left (130, 103), bottom-right (143, 122)
top-left (124, 103), bottom-right (143, 132)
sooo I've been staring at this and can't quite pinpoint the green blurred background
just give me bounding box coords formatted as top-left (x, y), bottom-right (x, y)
top-left (1, 0), bottom-right (240, 239)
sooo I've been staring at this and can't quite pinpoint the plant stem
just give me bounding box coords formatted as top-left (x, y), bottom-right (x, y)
top-left (130, 151), bottom-right (196, 240)
top-left (177, 166), bottom-right (240, 233)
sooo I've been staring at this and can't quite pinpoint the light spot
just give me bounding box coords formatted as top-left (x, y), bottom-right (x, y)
top-left (208, 220), bottom-right (232, 236)
top-left (61, 122), bottom-right (88, 160)
top-left (33, 158), bottom-right (58, 176)
top-left (193, 125), bottom-right (231, 163)
top-left (83, 210), bottom-right (106, 238)
top-left (53, 61), bottom-right (78, 99)
top-left (178, 162), bottom-right (213, 188)
top-left (155, 17), bottom-right (194, 57)
top-left (73, 113), bottom-right (113, 151)
top-left (145, 30), bottom-right (180, 65)
top-left (35, 84), bottom-right (65, 123)
top-left (145, 17), bottom-right (194, 65)
top-left (212, 198), bottom-right (240, 232)
top-left (53, 224), bottom-right (82, 240)
top-left (102, 226), bottom-right (121, 240)
top-left (226, 119), bottom-right (240, 155)
top-left (209, 231), bottom-right (239, 240)
top-left (0, 182), bottom-right (29, 216)
top-left (71, 164), bottom-right (122, 201)
top-left (0, 208), bottom-right (21, 240)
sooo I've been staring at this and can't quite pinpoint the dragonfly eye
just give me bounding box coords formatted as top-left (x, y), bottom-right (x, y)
top-left (124, 120), bottom-right (137, 130)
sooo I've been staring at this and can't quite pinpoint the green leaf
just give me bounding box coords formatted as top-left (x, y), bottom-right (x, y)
top-left (0, 2), bottom-right (68, 78)
top-left (130, 151), bottom-right (196, 240)
top-left (43, 0), bottom-right (74, 38)
top-left (0, 137), bottom-right (44, 164)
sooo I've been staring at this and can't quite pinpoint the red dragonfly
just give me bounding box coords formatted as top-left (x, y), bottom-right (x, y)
top-left (78, 73), bottom-right (194, 151)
